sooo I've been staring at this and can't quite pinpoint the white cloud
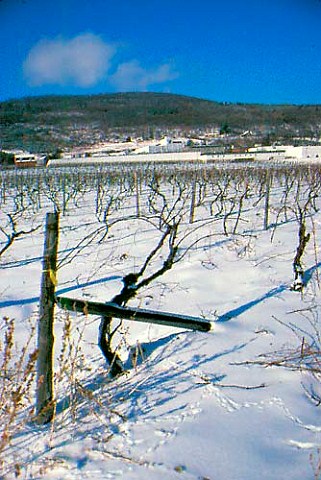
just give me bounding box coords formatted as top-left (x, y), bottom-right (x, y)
top-left (23, 33), bottom-right (115, 87)
top-left (108, 60), bottom-right (178, 91)
top-left (23, 34), bottom-right (178, 91)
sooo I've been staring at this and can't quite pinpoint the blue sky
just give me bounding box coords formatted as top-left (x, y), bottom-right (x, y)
top-left (1, 0), bottom-right (321, 104)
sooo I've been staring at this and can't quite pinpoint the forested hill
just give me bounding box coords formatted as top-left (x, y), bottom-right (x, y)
top-left (1, 92), bottom-right (321, 153)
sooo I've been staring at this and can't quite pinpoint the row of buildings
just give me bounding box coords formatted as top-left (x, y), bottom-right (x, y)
top-left (48, 144), bottom-right (321, 167)
top-left (2, 143), bottom-right (321, 169)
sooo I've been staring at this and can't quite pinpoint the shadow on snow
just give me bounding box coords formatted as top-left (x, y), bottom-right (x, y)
top-left (0, 275), bottom-right (122, 308)
top-left (216, 261), bottom-right (321, 323)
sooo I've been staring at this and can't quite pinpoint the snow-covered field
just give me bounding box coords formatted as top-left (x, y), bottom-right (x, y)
top-left (1, 160), bottom-right (321, 479)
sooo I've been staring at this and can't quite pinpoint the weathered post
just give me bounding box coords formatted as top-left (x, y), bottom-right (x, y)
top-left (189, 178), bottom-right (197, 224)
top-left (134, 171), bottom-right (141, 217)
top-left (36, 212), bottom-right (59, 424)
top-left (264, 171), bottom-right (272, 231)
top-left (62, 175), bottom-right (67, 216)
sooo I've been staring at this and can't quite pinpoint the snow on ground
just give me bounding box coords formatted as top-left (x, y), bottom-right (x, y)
top-left (1, 162), bottom-right (321, 479)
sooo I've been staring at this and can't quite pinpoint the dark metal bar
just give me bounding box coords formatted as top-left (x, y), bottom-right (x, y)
top-left (56, 296), bottom-right (211, 332)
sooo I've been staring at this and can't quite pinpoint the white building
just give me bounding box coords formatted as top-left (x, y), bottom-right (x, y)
top-left (248, 145), bottom-right (321, 161)
top-left (1, 149), bottom-right (38, 167)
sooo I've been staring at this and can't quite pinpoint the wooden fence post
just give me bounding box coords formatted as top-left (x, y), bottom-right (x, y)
top-left (36, 212), bottom-right (59, 424)
top-left (264, 172), bottom-right (271, 231)
top-left (134, 171), bottom-right (141, 217)
top-left (189, 178), bottom-right (197, 224)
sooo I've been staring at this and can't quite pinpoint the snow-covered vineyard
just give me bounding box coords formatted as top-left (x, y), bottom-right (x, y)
top-left (1, 159), bottom-right (321, 479)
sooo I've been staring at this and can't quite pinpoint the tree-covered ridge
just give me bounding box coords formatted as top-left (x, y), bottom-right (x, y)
top-left (1, 92), bottom-right (321, 153)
